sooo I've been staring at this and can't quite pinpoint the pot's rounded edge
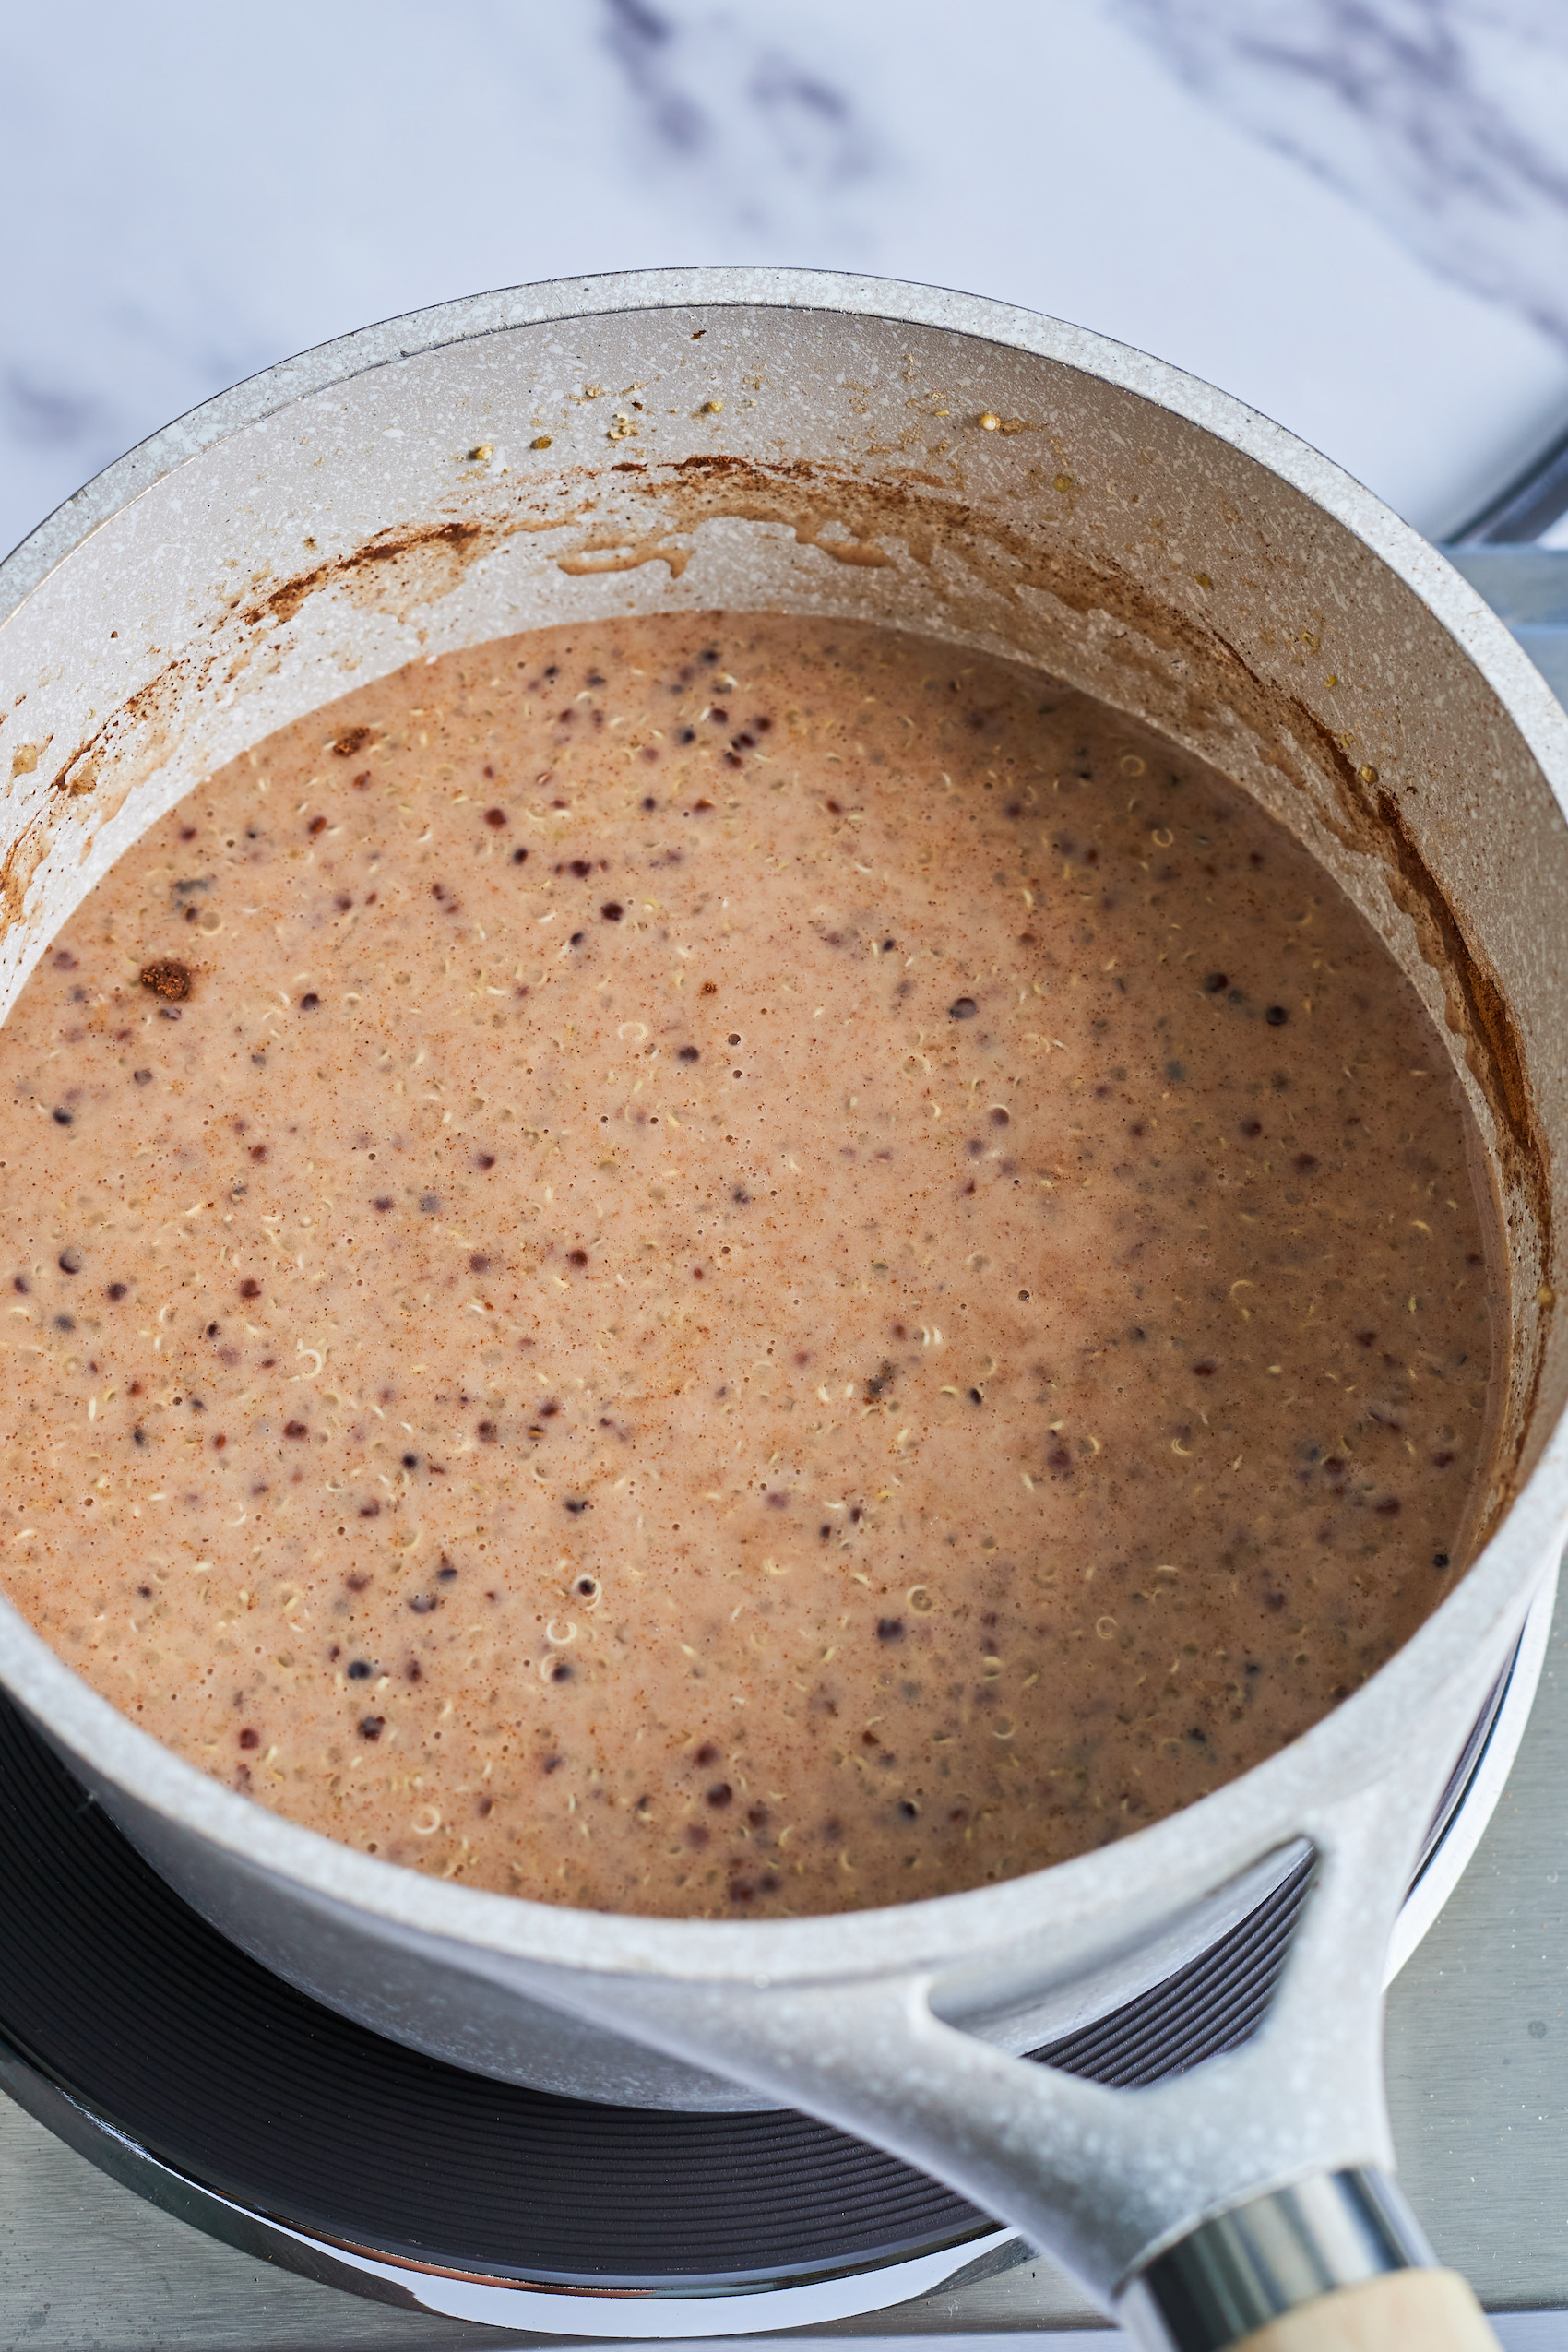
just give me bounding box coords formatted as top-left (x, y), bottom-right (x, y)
top-left (0, 267), bottom-right (1116, 609)
top-left (3, 267), bottom-right (1565, 1992)
top-left (10, 263), bottom-right (1568, 806)
top-left (11, 264), bottom-right (1568, 894)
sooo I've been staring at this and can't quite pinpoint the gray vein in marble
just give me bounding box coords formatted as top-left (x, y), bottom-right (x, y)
top-left (1116, 0), bottom-right (1568, 349)
top-left (5, 0), bottom-right (1568, 560)
top-left (600, 0), bottom-right (887, 234)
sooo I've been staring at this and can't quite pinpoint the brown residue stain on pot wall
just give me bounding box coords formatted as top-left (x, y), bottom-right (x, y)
top-left (11, 501), bottom-right (581, 947)
top-left (713, 505), bottom-right (899, 569)
top-left (4, 660), bottom-right (196, 934)
top-left (46, 660), bottom-right (187, 837)
top-left (1295, 705), bottom-right (1543, 1216)
top-left (555, 466), bottom-right (902, 575)
top-left (337, 520), bottom-right (486, 624)
top-left (557, 533), bottom-right (693, 579)
top-left (0, 817), bottom-right (52, 928)
top-left (247, 506), bottom-right (588, 634)
top-left (1283, 701), bottom-right (1548, 1510)
top-left (659, 454), bottom-right (928, 567)
top-left (251, 519), bottom-right (486, 630)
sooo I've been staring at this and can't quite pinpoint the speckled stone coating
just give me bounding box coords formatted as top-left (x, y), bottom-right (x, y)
top-left (1, 274), bottom-right (1566, 2321)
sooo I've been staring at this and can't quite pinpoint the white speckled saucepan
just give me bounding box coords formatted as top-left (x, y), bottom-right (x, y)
top-left (1, 272), bottom-right (1562, 2350)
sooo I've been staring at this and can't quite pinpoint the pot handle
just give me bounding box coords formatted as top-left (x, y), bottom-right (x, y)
top-left (1231, 2270), bottom-right (1497, 2349)
top-left (1116, 2168), bottom-right (1498, 2349)
top-left (572, 1764), bottom-right (1504, 2345)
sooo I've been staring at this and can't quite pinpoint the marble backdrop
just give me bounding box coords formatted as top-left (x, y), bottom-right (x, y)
top-left (1118, 0), bottom-right (1568, 348)
top-left (4, 0), bottom-right (1568, 556)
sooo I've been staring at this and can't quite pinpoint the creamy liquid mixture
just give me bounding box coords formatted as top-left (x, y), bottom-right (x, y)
top-left (0, 615), bottom-right (1496, 1916)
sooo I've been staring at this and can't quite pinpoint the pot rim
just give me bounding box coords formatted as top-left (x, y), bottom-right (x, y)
top-left (3, 265), bottom-right (1566, 1988)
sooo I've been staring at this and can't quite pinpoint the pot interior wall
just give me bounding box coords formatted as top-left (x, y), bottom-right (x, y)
top-left (3, 297), bottom-right (1563, 1560)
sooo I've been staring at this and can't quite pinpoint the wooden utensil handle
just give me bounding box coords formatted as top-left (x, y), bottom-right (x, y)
top-left (1238, 2268), bottom-right (1500, 2349)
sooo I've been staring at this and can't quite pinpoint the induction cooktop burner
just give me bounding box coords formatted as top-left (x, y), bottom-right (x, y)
top-left (0, 1603), bottom-right (1541, 2337)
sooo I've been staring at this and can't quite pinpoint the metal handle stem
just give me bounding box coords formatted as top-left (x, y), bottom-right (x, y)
top-left (1118, 2168), bottom-right (1434, 2351)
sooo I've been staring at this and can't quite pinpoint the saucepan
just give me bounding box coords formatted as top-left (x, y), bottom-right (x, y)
top-left (1, 270), bottom-right (1565, 2349)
